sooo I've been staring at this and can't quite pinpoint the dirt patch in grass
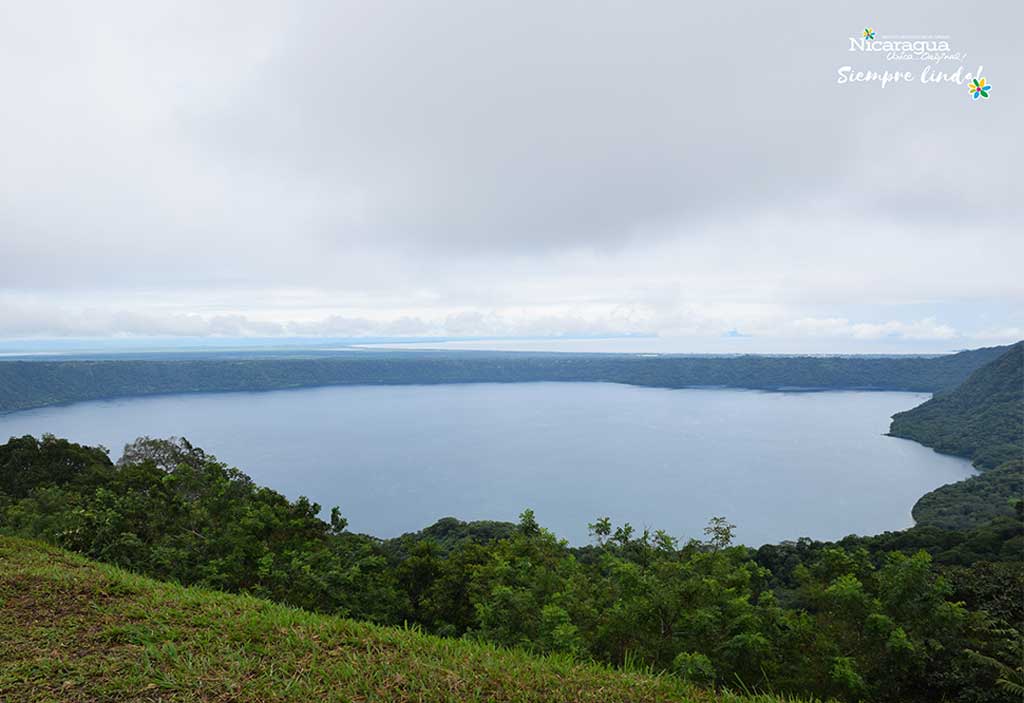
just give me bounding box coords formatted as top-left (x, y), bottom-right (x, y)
top-left (1, 573), bottom-right (127, 624)
top-left (0, 558), bottom-right (148, 701)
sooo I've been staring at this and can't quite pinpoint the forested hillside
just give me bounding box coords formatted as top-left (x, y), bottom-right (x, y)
top-left (886, 343), bottom-right (1023, 531)
top-left (0, 344), bottom-right (1010, 413)
top-left (890, 342), bottom-right (1023, 470)
top-left (1, 435), bottom-right (1021, 702)
top-left (912, 460), bottom-right (1023, 530)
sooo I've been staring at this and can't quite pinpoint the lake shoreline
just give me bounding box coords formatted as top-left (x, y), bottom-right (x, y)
top-left (0, 383), bottom-right (972, 548)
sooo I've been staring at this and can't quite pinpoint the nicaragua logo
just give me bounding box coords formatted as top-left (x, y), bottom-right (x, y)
top-left (848, 30), bottom-right (951, 55)
top-left (836, 24), bottom-right (991, 98)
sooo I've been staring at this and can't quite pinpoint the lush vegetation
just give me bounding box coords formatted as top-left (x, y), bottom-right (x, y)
top-left (2, 434), bottom-right (1021, 702)
top-left (0, 343), bottom-right (1011, 413)
top-left (911, 460), bottom-right (1023, 530)
top-left (885, 342), bottom-right (1023, 533)
top-left (890, 341), bottom-right (1023, 471)
top-left (1, 536), bottom-right (784, 703)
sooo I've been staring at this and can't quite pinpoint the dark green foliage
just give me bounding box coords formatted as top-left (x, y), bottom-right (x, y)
top-left (0, 343), bottom-right (1011, 413)
top-left (913, 460), bottom-right (1024, 530)
top-left (0, 433), bottom-right (113, 499)
top-left (1, 434), bottom-right (1020, 702)
top-left (383, 516), bottom-right (517, 559)
top-left (0, 435), bottom-right (401, 619)
top-left (945, 561), bottom-right (1024, 632)
top-left (890, 342), bottom-right (1023, 471)
top-left (758, 515), bottom-right (1024, 582)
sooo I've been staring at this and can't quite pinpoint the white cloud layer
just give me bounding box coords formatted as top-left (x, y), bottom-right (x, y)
top-left (790, 318), bottom-right (958, 342)
top-left (0, 2), bottom-right (1021, 351)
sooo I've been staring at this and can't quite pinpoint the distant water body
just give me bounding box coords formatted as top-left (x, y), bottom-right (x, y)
top-left (0, 384), bottom-right (974, 546)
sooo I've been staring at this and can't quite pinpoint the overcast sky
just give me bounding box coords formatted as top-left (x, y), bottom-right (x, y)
top-left (0, 1), bottom-right (1020, 353)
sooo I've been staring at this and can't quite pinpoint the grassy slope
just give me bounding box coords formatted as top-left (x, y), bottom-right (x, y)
top-left (0, 537), bottom-right (796, 703)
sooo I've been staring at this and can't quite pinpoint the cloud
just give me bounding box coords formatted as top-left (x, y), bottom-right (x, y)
top-left (0, 294), bottom-right (656, 340)
top-left (973, 327), bottom-right (1024, 343)
top-left (0, 292), bottom-right (976, 349)
top-left (0, 2), bottom-right (1020, 350)
top-left (790, 317), bottom-right (958, 341)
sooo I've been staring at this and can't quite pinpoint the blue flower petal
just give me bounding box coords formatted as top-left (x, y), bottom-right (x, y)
top-left (972, 91), bottom-right (980, 100)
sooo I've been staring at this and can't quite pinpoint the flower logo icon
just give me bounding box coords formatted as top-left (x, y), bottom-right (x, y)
top-left (863, 28), bottom-right (875, 40)
top-left (969, 78), bottom-right (992, 100)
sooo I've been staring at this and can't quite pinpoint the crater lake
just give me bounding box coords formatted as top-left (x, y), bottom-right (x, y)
top-left (0, 383), bottom-right (975, 545)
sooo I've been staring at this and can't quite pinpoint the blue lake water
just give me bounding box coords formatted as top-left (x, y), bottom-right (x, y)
top-left (0, 383), bottom-right (974, 546)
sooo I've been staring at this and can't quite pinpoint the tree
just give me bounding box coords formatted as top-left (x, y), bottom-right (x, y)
top-left (588, 516), bottom-right (612, 545)
top-left (329, 506), bottom-right (349, 535)
top-left (703, 516), bottom-right (736, 550)
top-left (518, 508), bottom-right (540, 537)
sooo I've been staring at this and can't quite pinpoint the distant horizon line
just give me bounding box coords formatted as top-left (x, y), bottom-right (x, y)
top-left (0, 334), bottom-right (1019, 360)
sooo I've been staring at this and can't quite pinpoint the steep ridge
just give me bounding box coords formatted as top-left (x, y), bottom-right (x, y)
top-left (888, 342), bottom-right (1023, 529)
top-left (890, 341), bottom-right (1023, 470)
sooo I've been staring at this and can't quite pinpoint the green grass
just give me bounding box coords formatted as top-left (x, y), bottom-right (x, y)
top-left (0, 537), bottom-right (805, 703)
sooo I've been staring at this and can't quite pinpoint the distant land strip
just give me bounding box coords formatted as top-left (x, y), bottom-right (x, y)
top-left (0, 344), bottom-right (1011, 414)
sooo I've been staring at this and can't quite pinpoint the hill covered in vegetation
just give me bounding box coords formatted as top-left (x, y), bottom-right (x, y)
top-left (912, 460), bottom-right (1024, 530)
top-left (890, 341), bottom-right (1023, 471)
top-left (0, 536), bottom-right (777, 703)
top-left (887, 342), bottom-right (1023, 531)
top-left (2, 434), bottom-right (1021, 702)
top-left (0, 344), bottom-right (1011, 413)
